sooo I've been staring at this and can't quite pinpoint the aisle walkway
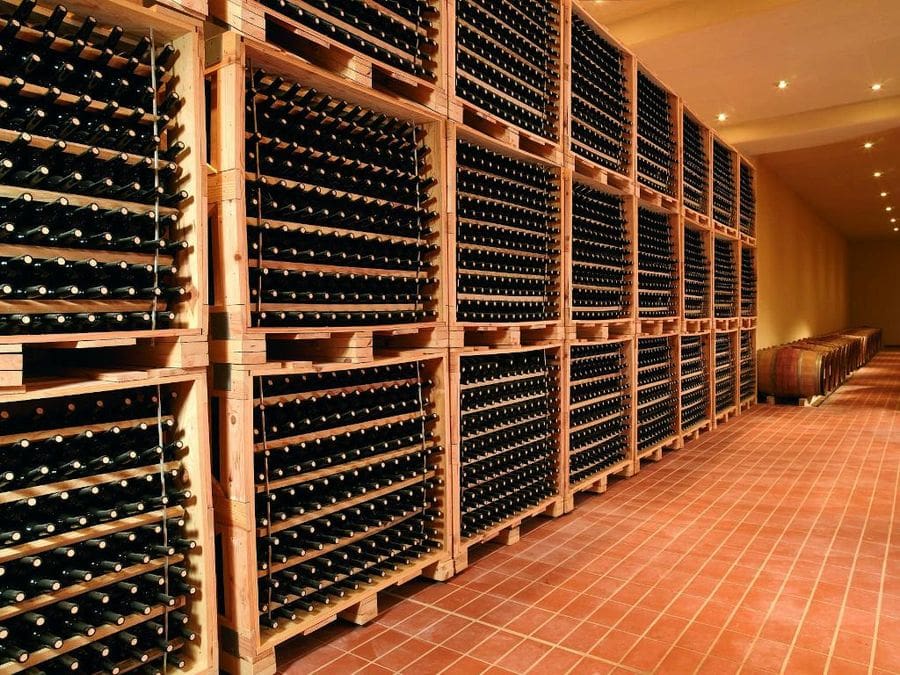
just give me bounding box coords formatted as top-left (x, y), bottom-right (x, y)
top-left (278, 350), bottom-right (900, 674)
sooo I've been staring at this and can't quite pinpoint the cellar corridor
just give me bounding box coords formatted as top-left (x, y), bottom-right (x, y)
top-left (277, 350), bottom-right (900, 674)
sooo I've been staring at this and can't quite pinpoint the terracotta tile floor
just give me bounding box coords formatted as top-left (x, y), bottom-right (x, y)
top-left (277, 350), bottom-right (900, 674)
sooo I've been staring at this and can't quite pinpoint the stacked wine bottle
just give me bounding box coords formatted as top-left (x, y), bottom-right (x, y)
top-left (682, 113), bottom-right (708, 213)
top-left (258, 0), bottom-right (440, 83)
top-left (569, 14), bottom-right (630, 175)
top-left (740, 331), bottom-right (755, 402)
top-left (683, 228), bottom-right (710, 320)
top-left (454, 0), bottom-right (560, 140)
top-left (0, 384), bottom-right (199, 672)
top-left (636, 72), bottom-right (676, 197)
top-left (252, 359), bottom-right (445, 631)
top-left (714, 237), bottom-right (737, 319)
top-left (637, 207), bottom-right (677, 318)
top-left (712, 140), bottom-right (736, 227)
top-left (741, 247), bottom-right (756, 317)
top-left (567, 342), bottom-right (630, 486)
top-left (715, 333), bottom-right (736, 413)
top-left (680, 335), bottom-right (709, 430)
top-left (458, 349), bottom-right (560, 539)
top-left (570, 184), bottom-right (631, 322)
top-left (636, 337), bottom-right (677, 451)
top-left (244, 68), bottom-right (442, 329)
top-left (455, 139), bottom-right (560, 323)
top-left (0, 0), bottom-right (191, 336)
top-left (739, 162), bottom-right (756, 238)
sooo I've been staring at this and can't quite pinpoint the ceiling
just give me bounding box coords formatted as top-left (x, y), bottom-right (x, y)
top-left (583, 0), bottom-right (900, 239)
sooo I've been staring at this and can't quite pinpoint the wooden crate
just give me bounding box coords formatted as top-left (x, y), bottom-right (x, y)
top-left (0, 366), bottom-right (216, 674)
top-left (154, 0), bottom-right (208, 19)
top-left (713, 233), bottom-right (740, 330)
top-left (681, 218), bottom-right (713, 334)
top-left (206, 32), bottom-right (449, 364)
top-left (711, 132), bottom-right (740, 238)
top-left (210, 353), bottom-right (453, 674)
top-left (679, 331), bottom-right (713, 444)
top-left (447, 0), bottom-right (564, 164)
top-left (636, 202), bottom-right (681, 337)
top-left (740, 327), bottom-right (757, 406)
top-left (449, 344), bottom-right (565, 571)
top-left (739, 157), bottom-right (757, 246)
top-left (0, 0), bottom-right (208, 387)
top-left (680, 103), bottom-right (712, 228)
top-left (713, 328), bottom-right (739, 424)
top-left (562, 336), bottom-right (635, 513)
top-left (635, 67), bottom-right (680, 212)
top-left (207, 0), bottom-right (446, 115)
top-left (634, 334), bottom-right (680, 472)
top-left (564, 170), bottom-right (637, 342)
top-left (447, 123), bottom-right (565, 349)
top-left (564, 1), bottom-right (635, 192)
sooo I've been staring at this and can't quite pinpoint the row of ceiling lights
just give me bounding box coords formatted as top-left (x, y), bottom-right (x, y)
top-left (716, 81), bottom-right (894, 232)
top-left (714, 81), bottom-right (885, 122)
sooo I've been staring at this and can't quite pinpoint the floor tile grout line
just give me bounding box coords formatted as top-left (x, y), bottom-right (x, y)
top-left (723, 410), bottom-right (878, 672)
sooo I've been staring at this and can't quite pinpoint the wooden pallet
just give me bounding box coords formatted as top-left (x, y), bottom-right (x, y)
top-left (741, 232), bottom-right (757, 247)
top-left (741, 317), bottom-right (758, 329)
top-left (0, 366), bottom-right (217, 674)
top-left (633, 435), bottom-right (681, 473)
top-left (636, 183), bottom-right (679, 212)
top-left (447, 123), bottom-right (565, 344)
top-left (682, 318), bottom-right (712, 334)
top-left (740, 397), bottom-right (757, 412)
top-left (564, 458), bottom-right (633, 513)
top-left (212, 353), bottom-right (453, 673)
top-left (683, 206), bottom-right (711, 229)
top-left (205, 33), bottom-right (449, 362)
top-left (567, 152), bottom-right (634, 193)
top-left (154, 0), bottom-right (207, 19)
top-left (680, 419), bottom-right (712, 445)
top-left (636, 317), bottom-right (680, 336)
top-left (453, 495), bottom-right (565, 574)
top-left (565, 320), bottom-right (635, 342)
top-left (0, 333), bottom-right (208, 392)
top-left (714, 221), bottom-right (740, 239)
top-left (447, 0), bottom-right (564, 164)
top-left (714, 317), bottom-right (741, 331)
top-left (0, 0), bottom-right (207, 347)
top-left (715, 405), bottom-right (738, 425)
top-left (208, 0), bottom-right (446, 114)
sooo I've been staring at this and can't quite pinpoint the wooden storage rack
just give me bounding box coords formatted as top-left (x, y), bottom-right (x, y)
top-left (447, 123), bottom-right (565, 348)
top-left (633, 334), bottom-right (681, 471)
top-left (564, 1), bottom-right (635, 193)
top-left (211, 353), bottom-right (453, 674)
top-left (0, 365), bottom-right (217, 674)
top-left (680, 104), bottom-right (711, 229)
top-left (681, 218), bottom-right (712, 334)
top-left (207, 0), bottom-right (446, 114)
top-left (0, 0), bottom-right (208, 389)
top-left (711, 134), bottom-right (740, 238)
top-left (447, 0), bottom-right (564, 163)
top-left (713, 328), bottom-right (739, 424)
top-left (740, 328), bottom-right (757, 411)
top-left (562, 336), bottom-right (635, 512)
top-left (679, 332), bottom-right (713, 443)
top-left (563, 170), bottom-right (636, 343)
top-left (739, 158), bottom-right (757, 246)
top-left (449, 343), bottom-right (565, 572)
top-left (635, 202), bottom-right (681, 337)
top-left (205, 32), bottom-right (449, 365)
top-left (635, 68), bottom-right (680, 211)
top-left (713, 234), bottom-right (740, 332)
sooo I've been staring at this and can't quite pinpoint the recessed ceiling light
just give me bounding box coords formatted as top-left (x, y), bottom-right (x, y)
top-left (881, 192), bottom-right (889, 197)
top-left (892, 218), bottom-right (897, 223)
top-left (777, 80), bottom-right (789, 89)
top-left (716, 113), bottom-right (728, 122)
top-left (887, 206), bottom-right (894, 212)
top-left (864, 141), bottom-right (875, 149)
top-left (874, 171), bottom-right (883, 177)
top-left (872, 83), bottom-right (883, 91)
top-left (894, 227), bottom-right (898, 232)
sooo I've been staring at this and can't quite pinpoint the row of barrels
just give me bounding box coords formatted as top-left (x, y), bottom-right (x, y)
top-left (757, 327), bottom-right (882, 400)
